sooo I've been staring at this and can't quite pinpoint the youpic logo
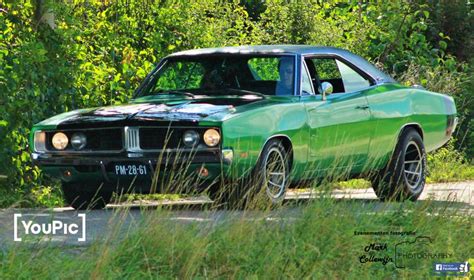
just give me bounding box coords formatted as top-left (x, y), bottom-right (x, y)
top-left (14, 213), bottom-right (86, 242)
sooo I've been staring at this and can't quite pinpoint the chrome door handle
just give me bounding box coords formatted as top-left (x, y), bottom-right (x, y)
top-left (355, 105), bottom-right (370, 110)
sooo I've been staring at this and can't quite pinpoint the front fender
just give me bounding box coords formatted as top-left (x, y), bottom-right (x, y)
top-left (221, 103), bottom-right (309, 179)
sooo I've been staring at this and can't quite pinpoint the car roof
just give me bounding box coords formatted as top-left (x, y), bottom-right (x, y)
top-left (168, 45), bottom-right (396, 84)
top-left (169, 45), bottom-right (331, 56)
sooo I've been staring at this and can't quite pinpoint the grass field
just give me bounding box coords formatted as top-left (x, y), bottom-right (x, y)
top-left (1, 195), bottom-right (472, 279)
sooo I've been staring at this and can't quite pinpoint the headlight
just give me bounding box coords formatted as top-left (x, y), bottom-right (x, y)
top-left (34, 131), bottom-right (46, 152)
top-left (183, 130), bottom-right (199, 147)
top-left (203, 129), bottom-right (220, 147)
top-left (52, 132), bottom-right (68, 150)
top-left (71, 132), bottom-right (87, 150)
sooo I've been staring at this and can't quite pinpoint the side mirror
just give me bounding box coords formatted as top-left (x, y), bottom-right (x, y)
top-left (321, 82), bottom-right (333, 101)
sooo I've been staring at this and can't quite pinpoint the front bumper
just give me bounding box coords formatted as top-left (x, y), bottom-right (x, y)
top-left (32, 149), bottom-right (233, 190)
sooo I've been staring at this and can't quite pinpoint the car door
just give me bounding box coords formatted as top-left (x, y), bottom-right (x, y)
top-left (303, 57), bottom-right (373, 176)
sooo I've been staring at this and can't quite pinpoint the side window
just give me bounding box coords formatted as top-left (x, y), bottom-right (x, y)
top-left (314, 58), bottom-right (341, 80)
top-left (311, 58), bottom-right (371, 93)
top-left (247, 56), bottom-right (295, 96)
top-left (301, 62), bottom-right (314, 95)
top-left (335, 60), bottom-right (370, 92)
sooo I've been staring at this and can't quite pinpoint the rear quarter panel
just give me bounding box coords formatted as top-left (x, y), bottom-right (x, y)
top-left (366, 84), bottom-right (456, 171)
top-left (410, 90), bottom-right (456, 151)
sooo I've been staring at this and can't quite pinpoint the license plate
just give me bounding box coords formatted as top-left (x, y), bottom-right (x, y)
top-left (114, 164), bottom-right (148, 176)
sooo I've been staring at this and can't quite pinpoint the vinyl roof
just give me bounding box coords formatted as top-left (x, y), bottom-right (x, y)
top-left (168, 45), bottom-right (396, 84)
top-left (169, 45), bottom-right (340, 56)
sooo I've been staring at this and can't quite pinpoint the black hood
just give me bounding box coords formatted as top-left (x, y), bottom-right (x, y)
top-left (53, 97), bottom-right (262, 129)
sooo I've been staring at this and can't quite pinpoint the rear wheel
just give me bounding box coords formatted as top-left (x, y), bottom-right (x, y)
top-left (61, 182), bottom-right (112, 210)
top-left (371, 128), bottom-right (426, 201)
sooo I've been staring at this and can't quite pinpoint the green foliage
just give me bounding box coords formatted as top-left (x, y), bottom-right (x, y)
top-left (247, 57), bottom-right (281, 80)
top-left (427, 141), bottom-right (474, 183)
top-left (314, 58), bottom-right (342, 79)
top-left (29, 184), bottom-right (63, 207)
top-left (155, 61), bottom-right (205, 90)
top-left (334, 179), bottom-right (371, 189)
top-left (0, 1), bottom-right (73, 197)
top-left (0, 0), bottom-right (472, 206)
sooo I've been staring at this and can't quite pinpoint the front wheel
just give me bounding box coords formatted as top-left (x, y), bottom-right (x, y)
top-left (258, 140), bottom-right (291, 205)
top-left (371, 128), bottom-right (426, 201)
top-left (61, 182), bottom-right (112, 210)
top-left (210, 139), bottom-right (291, 209)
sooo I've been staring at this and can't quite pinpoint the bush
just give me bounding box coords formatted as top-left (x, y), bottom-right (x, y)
top-left (0, 0), bottom-right (472, 206)
top-left (427, 141), bottom-right (474, 183)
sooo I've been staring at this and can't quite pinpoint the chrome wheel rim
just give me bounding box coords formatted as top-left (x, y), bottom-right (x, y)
top-left (263, 147), bottom-right (287, 199)
top-left (403, 141), bottom-right (423, 190)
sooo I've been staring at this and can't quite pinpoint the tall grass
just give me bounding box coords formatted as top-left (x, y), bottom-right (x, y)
top-left (2, 134), bottom-right (473, 279)
top-left (1, 196), bottom-right (472, 279)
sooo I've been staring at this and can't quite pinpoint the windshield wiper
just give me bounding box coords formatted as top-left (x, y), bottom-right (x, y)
top-left (224, 88), bottom-right (266, 98)
top-left (155, 89), bottom-right (196, 98)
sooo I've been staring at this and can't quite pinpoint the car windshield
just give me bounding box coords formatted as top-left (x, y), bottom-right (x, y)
top-left (136, 54), bottom-right (296, 97)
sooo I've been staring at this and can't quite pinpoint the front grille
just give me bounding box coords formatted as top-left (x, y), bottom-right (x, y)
top-left (125, 127), bottom-right (140, 151)
top-left (46, 128), bottom-right (123, 152)
top-left (44, 126), bottom-right (220, 152)
top-left (139, 127), bottom-right (183, 150)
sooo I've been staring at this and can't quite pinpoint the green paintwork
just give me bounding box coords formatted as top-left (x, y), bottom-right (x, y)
top-left (30, 85), bottom-right (456, 187)
top-left (30, 47), bottom-right (457, 192)
top-left (215, 84), bottom-right (455, 181)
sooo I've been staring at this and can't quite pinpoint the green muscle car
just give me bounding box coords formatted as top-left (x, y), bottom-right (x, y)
top-left (30, 45), bottom-right (457, 209)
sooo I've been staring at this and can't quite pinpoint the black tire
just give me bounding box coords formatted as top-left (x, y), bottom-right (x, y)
top-left (61, 182), bottom-right (112, 210)
top-left (210, 139), bottom-right (291, 209)
top-left (207, 179), bottom-right (242, 209)
top-left (371, 128), bottom-right (426, 201)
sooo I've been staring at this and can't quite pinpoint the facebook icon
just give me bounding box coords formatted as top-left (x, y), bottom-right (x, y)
top-left (434, 262), bottom-right (470, 275)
